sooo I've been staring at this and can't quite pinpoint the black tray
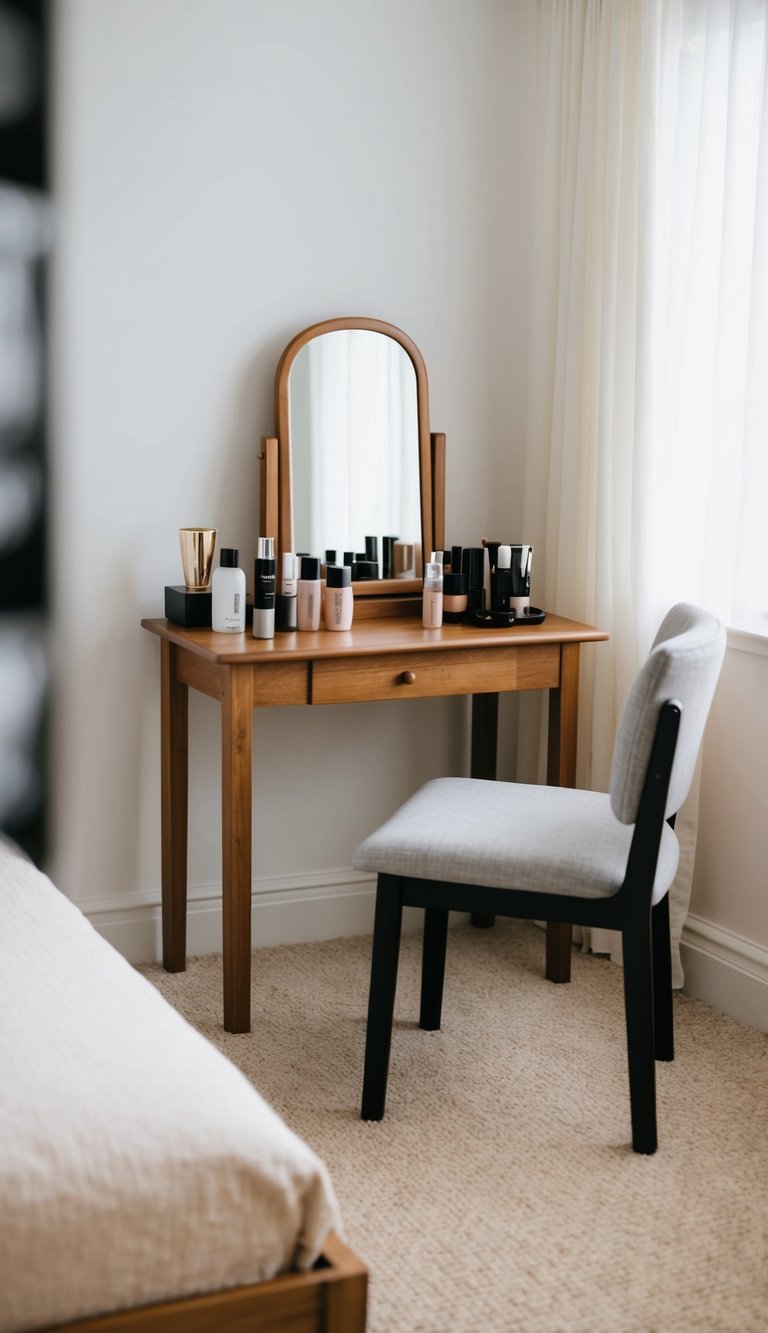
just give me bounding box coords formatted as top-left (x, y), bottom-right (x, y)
top-left (465, 606), bottom-right (546, 628)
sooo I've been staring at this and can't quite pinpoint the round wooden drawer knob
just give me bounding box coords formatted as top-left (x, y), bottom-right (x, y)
top-left (400, 670), bottom-right (417, 685)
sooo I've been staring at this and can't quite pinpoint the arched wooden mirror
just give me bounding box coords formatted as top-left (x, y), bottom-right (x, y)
top-left (260, 317), bottom-right (445, 612)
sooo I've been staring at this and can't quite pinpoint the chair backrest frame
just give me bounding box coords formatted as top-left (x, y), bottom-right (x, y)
top-left (619, 698), bottom-right (681, 911)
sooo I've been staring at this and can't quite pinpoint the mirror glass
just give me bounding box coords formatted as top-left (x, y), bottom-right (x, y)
top-left (289, 330), bottom-right (422, 567)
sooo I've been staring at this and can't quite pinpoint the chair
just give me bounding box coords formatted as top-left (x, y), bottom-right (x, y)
top-left (353, 603), bottom-right (726, 1153)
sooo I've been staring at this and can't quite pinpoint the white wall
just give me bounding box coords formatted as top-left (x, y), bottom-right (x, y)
top-left (683, 636), bottom-right (768, 1030)
top-left (49, 0), bottom-right (538, 955)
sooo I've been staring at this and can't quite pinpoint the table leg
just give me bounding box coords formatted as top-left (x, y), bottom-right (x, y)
top-left (545, 641), bottom-right (581, 982)
top-left (221, 665), bottom-right (254, 1034)
top-left (161, 641), bottom-right (188, 973)
top-left (470, 692), bottom-right (499, 928)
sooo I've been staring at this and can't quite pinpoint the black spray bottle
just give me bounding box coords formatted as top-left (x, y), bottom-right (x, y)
top-left (253, 536), bottom-right (276, 639)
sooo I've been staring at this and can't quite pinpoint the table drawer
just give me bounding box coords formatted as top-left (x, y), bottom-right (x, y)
top-left (311, 645), bottom-right (560, 704)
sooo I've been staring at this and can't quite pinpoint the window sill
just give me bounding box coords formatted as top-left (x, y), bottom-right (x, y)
top-left (726, 626), bottom-right (768, 658)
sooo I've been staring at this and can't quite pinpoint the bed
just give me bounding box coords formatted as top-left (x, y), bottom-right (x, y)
top-left (0, 840), bottom-right (366, 1333)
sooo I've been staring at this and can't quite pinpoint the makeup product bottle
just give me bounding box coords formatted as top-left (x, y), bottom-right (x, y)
top-left (324, 565), bottom-right (353, 630)
top-left (484, 540), bottom-right (502, 575)
top-left (462, 547), bottom-right (486, 611)
top-left (491, 544), bottom-right (512, 613)
top-left (364, 535), bottom-right (379, 577)
top-left (422, 560), bottom-right (443, 628)
top-left (252, 537), bottom-right (276, 639)
top-left (450, 545), bottom-right (463, 573)
top-left (211, 548), bottom-right (246, 633)
top-left (510, 544), bottom-right (534, 615)
top-left (443, 571), bottom-right (468, 623)
top-left (297, 555), bottom-right (322, 631)
top-left (382, 535), bottom-right (398, 578)
top-left (321, 549), bottom-right (338, 580)
top-left (277, 552), bottom-right (299, 631)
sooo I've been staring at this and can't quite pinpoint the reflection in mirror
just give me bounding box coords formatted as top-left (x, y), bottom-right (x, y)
top-left (290, 330), bottom-right (421, 570)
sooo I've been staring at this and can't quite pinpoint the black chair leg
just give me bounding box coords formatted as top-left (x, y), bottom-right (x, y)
top-left (622, 917), bottom-right (657, 1154)
top-left (361, 875), bottom-right (403, 1121)
top-left (651, 893), bottom-right (674, 1061)
top-left (420, 908), bottom-right (449, 1030)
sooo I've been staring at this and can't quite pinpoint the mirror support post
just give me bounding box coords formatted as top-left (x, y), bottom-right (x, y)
top-left (431, 433), bottom-right (446, 554)
top-left (259, 436), bottom-right (279, 545)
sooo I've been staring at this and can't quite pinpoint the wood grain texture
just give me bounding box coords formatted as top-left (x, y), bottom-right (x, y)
top-left (312, 645), bottom-right (559, 705)
top-left (352, 594), bottom-right (422, 619)
top-left (221, 664), bottom-right (254, 1034)
top-left (547, 640), bottom-right (581, 788)
top-left (431, 431), bottom-right (446, 555)
top-left (141, 614), bottom-right (608, 666)
top-left (161, 641), bottom-right (188, 973)
top-left (251, 661), bottom-right (308, 707)
top-left (469, 690), bottom-right (501, 929)
top-left (259, 436), bottom-right (279, 547)
top-left (175, 651), bottom-right (225, 701)
top-left (545, 640), bottom-right (582, 982)
top-left (41, 1233), bottom-right (367, 1333)
top-left (470, 692), bottom-right (499, 781)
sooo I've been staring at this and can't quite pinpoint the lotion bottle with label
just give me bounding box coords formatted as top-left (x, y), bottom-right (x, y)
top-left (211, 548), bottom-right (246, 632)
top-left (324, 564), bottom-right (353, 630)
top-left (422, 560), bottom-right (443, 628)
top-left (297, 555), bottom-right (322, 631)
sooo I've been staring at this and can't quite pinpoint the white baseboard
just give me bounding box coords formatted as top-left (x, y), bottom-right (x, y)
top-left (681, 914), bottom-right (768, 1033)
top-left (78, 869), bottom-right (426, 965)
top-left (81, 886), bottom-right (767, 1033)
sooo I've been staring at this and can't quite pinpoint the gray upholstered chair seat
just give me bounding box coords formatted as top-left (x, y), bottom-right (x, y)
top-left (353, 776), bottom-right (680, 905)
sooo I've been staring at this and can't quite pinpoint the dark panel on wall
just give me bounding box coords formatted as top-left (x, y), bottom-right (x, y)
top-left (0, 0), bottom-right (49, 863)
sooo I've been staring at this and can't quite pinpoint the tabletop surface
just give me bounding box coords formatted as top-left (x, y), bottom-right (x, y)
top-left (141, 612), bottom-right (609, 666)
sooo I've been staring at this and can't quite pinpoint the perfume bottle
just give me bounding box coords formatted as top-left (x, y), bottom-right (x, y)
top-left (422, 560), bottom-right (443, 628)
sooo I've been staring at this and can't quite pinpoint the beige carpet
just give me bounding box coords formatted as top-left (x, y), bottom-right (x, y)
top-left (141, 920), bottom-right (768, 1332)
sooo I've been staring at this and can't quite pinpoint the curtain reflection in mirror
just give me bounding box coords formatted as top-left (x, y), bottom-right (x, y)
top-left (291, 331), bottom-right (420, 564)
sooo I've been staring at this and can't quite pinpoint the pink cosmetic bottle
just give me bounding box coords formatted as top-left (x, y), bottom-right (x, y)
top-left (422, 560), bottom-right (443, 628)
top-left (297, 555), bottom-right (322, 631)
top-left (324, 565), bottom-right (353, 630)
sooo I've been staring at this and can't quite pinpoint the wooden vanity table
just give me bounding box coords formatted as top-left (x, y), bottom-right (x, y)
top-left (145, 315), bottom-right (607, 1032)
top-left (142, 611), bottom-right (608, 1033)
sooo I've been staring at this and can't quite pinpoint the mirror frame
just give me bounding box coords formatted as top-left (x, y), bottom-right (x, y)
top-left (262, 317), bottom-right (441, 606)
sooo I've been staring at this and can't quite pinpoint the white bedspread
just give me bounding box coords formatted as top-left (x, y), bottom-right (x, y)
top-left (0, 843), bottom-right (340, 1332)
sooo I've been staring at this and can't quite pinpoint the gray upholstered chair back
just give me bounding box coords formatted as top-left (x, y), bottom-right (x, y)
top-left (609, 603), bottom-right (726, 825)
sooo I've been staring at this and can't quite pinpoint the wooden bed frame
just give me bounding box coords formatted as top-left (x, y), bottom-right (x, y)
top-left (46, 1233), bottom-right (367, 1333)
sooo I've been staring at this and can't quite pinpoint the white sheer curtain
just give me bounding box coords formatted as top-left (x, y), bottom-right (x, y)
top-left (520, 0), bottom-right (768, 982)
top-left (305, 332), bottom-right (420, 559)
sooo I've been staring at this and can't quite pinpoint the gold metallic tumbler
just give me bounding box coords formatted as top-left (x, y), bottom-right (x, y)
top-left (179, 528), bottom-right (217, 589)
